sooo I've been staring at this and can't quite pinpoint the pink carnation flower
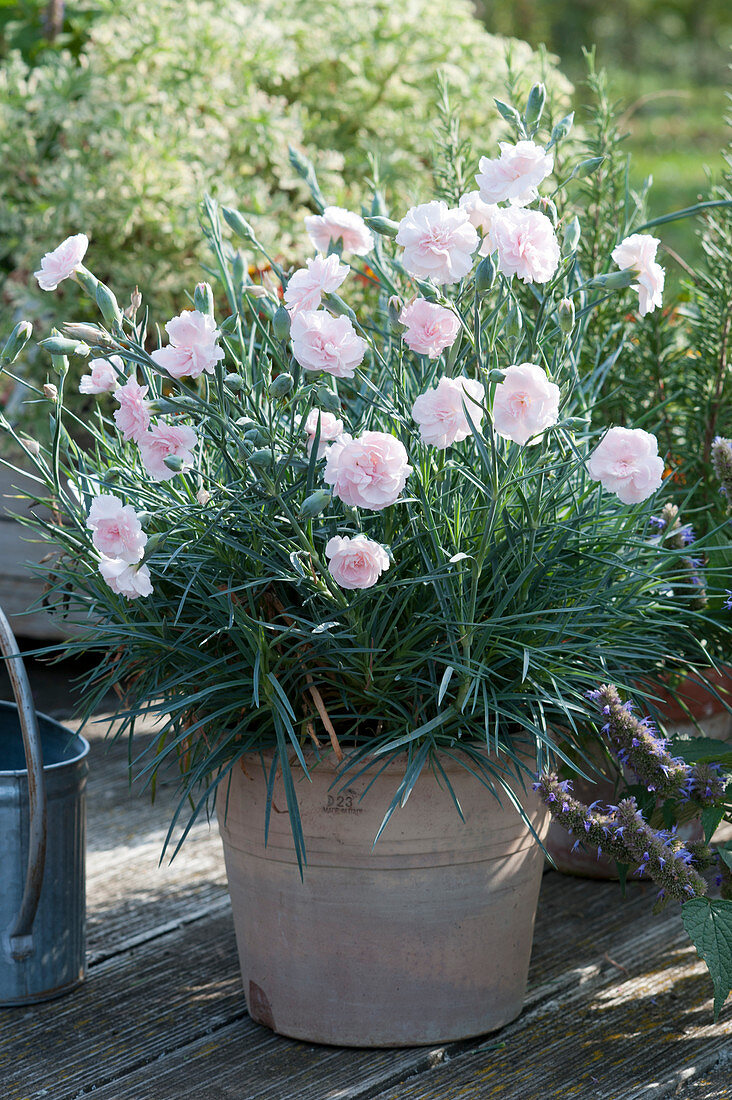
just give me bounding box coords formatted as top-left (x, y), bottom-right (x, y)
top-left (490, 207), bottom-right (560, 284)
top-left (305, 206), bottom-right (374, 256)
top-left (34, 233), bottom-right (89, 291)
top-left (325, 535), bottom-right (390, 590)
top-left (284, 254), bottom-right (350, 314)
top-left (150, 309), bottom-right (224, 379)
top-left (324, 431), bottom-right (412, 510)
top-left (113, 377), bottom-right (150, 443)
top-left (400, 299), bottom-right (460, 359)
top-left (459, 192), bottom-right (501, 256)
top-left (396, 201), bottom-right (479, 285)
top-left (587, 426), bottom-right (665, 505)
top-left (79, 356), bottom-right (122, 395)
top-left (98, 558), bottom-right (153, 600)
top-left (290, 309), bottom-right (367, 379)
top-left (138, 422), bottom-right (198, 482)
top-left (300, 409), bottom-right (344, 458)
top-left (86, 493), bottom-right (147, 563)
top-left (492, 363), bottom-right (560, 446)
top-left (611, 234), bottom-right (665, 317)
top-left (475, 141), bottom-right (554, 206)
top-left (411, 376), bottom-right (484, 449)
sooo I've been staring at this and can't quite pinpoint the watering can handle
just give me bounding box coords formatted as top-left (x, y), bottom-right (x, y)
top-left (0, 604), bottom-right (47, 960)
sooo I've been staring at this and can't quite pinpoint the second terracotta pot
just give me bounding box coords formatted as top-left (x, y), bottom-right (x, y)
top-left (217, 748), bottom-right (548, 1047)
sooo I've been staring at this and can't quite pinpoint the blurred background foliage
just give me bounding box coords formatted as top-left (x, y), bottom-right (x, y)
top-left (0, 0), bottom-right (569, 348)
top-left (476, 0), bottom-right (732, 268)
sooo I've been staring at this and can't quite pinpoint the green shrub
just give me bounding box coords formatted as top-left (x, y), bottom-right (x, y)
top-left (0, 0), bottom-right (571, 426)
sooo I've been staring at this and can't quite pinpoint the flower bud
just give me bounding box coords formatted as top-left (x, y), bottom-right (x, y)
top-left (73, 265), bottom-right (99, 297)
top-left (63, 322), bottom-right (115, 346)
top-left (558, 297), bottom-right (575, 334)
top-left (39, 335), bottom-right (87, 356)
top-left (561, 417), bottom-right (589, 432)
top-left (96, 284), bottom-right (122, 328)
top-left (549, 112), bottom-right (574, 146)
top-left (272, 305), bottom-right (291, 342)
top-left (269, 372), bottom-right (294, 398)
top-left (363, 215), bottom-right (399, 239)
top-left (147, 398), bottom-right (181, 414)
top-left (299, 489), bottom-right (332, 518)
top-left (474, 255), bottom-right (497, 296)
top-left (524, 82), bottom-right (546, 131)
top-left (487, 368), bottom-right (506, 383)
top-left (711, 436), bottom-right (732, 499)
top-left (223, 207), bottom-right (256, 243)
top-left (224, 372), bottom-right (244, 392)
top-left (322, 293), bottom-right (357, 322)
top-left (196, 488), bottom-right (211, 506)
top-left (562, 216), bottom-right (581, 256)
top-left (587, 269), bottom-right (637, 291)
top-left (23, 437), bottom-right (41, 457)
top-left (0, 321), bottom-right (33, 367)
top-left (219, 314), bottom-right (239, 334)
top-left (539, 197), bottom-right (559, 226)
top-left (494, 98), bottom-right (524, 133)
top-left (163, 454), bottom-right (183, 473)
top-left (243, 427), bottom-right (265, 444)
top-left (194, 282), bottom-right (214, 316)
top-left (143, 533), bottom-right (166, 556)
top-left (242, 284), bottom-right (270, 300)
top-left (575, 156), bottom-right (605, 179)
top-left (316, 385), bottom-right (341, 412)
top-left (249, 447), bottom-right (275, 467)
top-left (232, 252), bottom-right (246, 288)
top-left (387, 296), bottom-right (404, 331)
top-left (43, 383), bottom-right (58, 401)
top-left (130, 286), bottom-right (143, 312)
top-left (235, 416), bottom-right (258, 430)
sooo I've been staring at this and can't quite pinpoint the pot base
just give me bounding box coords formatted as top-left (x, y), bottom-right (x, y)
top-left (218, 750), bottom-right (548, 1047)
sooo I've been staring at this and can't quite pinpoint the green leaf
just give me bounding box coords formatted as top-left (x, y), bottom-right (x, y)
top-left (437, 665), bottom-right (454, 706)
top-left (717, 843), bottom-right (732, 874)
top-left (702, 806), bottom-right (725, 844)
top-left (670, 737), bottom-right (732, 770)
top-left (681, 898), bottom-right (732, 1020)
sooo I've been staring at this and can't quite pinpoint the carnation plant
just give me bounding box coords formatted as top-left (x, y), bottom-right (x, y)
top-left (1, 85), bottom-right (730, 873)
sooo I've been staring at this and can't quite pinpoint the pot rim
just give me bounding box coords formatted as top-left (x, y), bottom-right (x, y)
top-left (0, 699), bottom-right (90, 777)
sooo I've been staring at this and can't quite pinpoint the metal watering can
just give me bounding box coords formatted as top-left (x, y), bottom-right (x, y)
top-left (0, 604), bottom-right (89, 1004)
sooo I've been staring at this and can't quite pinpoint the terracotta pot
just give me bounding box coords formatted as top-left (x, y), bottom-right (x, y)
top-left (217, 748), bottom-right (548, 1047)
top-left (648, 667), bottom-right (732, 740)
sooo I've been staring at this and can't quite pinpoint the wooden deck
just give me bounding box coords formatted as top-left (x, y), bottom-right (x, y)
top-left (2, 714), bottom-right (731, 1100)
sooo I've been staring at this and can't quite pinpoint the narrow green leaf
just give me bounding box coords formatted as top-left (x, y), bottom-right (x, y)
top-left (438, 665), bottom-right (454, 706)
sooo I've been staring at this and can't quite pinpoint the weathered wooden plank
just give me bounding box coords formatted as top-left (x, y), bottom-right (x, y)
top-left (361, 936), bottom-right (731, 1100)
top-left (81, 719), bottom-right (230, 961)
top-left (3, 707), bottom-right (730, 1100)
top-left (43, 898), bottom-right (729, 1100)
top-left (0, 908), bottom-right (443, 1100)
top-left (0, 912), bottom-right (243, 1100)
